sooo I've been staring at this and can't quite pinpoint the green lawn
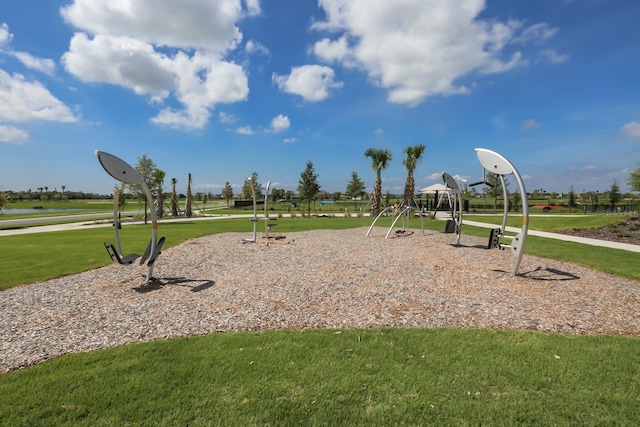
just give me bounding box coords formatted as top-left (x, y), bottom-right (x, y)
top-left (2, 214), bottom-right (640, 425)
top-left (1, 329), bottom-right (639, 426)
top-left (2, 214), bottom-right (640, 289)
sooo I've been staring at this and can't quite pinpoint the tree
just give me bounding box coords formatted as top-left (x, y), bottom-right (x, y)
top-left (298, 160), bottom-right (320, 216)
top-left (568, 185), bottom-right (576, 213)
top-left (221, 181), bottom-right (234, 208)
top-left (170, 178), bottom-right (179, 217)
top-left (242, 172), bottom-right (261, 200)
top-left (0, 191), bottom-right (8, 210)
top-left (402, 144), bottom-right (425, 206)
top-left (185, 173), bottom-right (193, 218)
top-left (133, 154), bottom-right (164, 221)
top-left (609, 180), bottom-right (621, 211)
top-left (628, 164), bottom-right (640, 193)
top-left (484, 172), bottom-right (510, 212)
top-left (154, 169), bottom-right (166, 218)
top-left (133, 155), bottom-right (163, 196)
top-left (510, 191), bottom-right (521, 212)
top-left (345, 171), bottom-right (366, 203)
top-left (271, 188), bottom-right (285, 203)
top-left (364, 148), bottom-right (392, 215)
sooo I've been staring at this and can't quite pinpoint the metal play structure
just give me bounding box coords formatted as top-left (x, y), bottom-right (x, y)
top-left (436, 172), bottom-right (464, 246)
top-left (474, 148), bottom-right (529, 276)
top-left (241, 178), bottom-right (278, 244)
top-left (96, 150), bottom-right (165, 284)
top-left (366, 197), bottom-right (425, 239)
top-left (241, 176), bottom-right (259, 243)
top-left (365, 147), bottom-right (529, 276)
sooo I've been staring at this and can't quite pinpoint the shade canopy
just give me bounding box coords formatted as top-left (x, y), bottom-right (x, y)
top-left (419, 183), bottom-right (448, 194)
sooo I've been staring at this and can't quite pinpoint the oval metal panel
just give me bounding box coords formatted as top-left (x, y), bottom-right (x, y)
top-left (95, 150), bottom-right (145, 185)
top-left (442, 172), bottom-right (459, 190)
top-left (475, 148), bottom-right (514, 175)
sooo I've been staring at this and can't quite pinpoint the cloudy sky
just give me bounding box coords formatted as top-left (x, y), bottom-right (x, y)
top-left (1, 0), bottom-right (639, 196)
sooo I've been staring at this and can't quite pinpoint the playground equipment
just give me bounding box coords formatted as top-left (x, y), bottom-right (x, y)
top-left (365, 147), bottom-right (528, 276)
top-left (96, 151), bottom-right (165, 284)
top-left (473, 148), bottom-right (529, 276)
top-left (241, 179), bottom-right (278, 243)
top-left (436, 172), bottom-right (463, 245)
top-left (241, 176), bottom-right (259, 243)
top-left (366, 197), bottom-right (425, 239)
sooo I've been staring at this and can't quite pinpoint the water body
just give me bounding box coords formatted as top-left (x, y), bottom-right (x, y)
top-left (0, 208), bottom-right (84, 214)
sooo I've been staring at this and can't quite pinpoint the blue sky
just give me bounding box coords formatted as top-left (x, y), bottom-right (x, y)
top-left (1, 0), bottom-right (639, 196)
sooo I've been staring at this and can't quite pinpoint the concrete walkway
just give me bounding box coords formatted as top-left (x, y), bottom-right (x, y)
top-left (463, 219), bottom-right (640, 253)
top-left (2, 213), bottom-right (639, 253)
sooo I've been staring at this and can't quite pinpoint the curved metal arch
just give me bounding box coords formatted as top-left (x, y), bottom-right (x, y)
top-left (475, 148), bottom-right (529, 276)
top-left (96, 150), bottom-right (160, 284)
top-left (442, 172), bottom-right (463, 246)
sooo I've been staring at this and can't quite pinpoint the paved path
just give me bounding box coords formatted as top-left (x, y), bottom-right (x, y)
top-left (463, 219), bottom-right (640, 253)
top-left (2, 213), bottom-right (639, 253)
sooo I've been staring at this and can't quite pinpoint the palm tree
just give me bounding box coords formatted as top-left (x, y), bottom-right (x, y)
top-left (402, 144), bottom-right (426, 206)
top-left (154, 169), bottom-right (166, 218)
top-left (185, 173), bottom-right (193, 218)
top-left (170, 178), bottom-right (179, 217)
top-left (364, 148), bottom-right (393, 215)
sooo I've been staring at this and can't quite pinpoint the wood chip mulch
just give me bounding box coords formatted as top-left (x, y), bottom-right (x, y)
top-left (2, 227), bottom-right (639, 373)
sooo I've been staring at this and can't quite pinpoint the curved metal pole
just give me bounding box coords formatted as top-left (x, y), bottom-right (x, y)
top-left (385, 206), bottom-right (421, 239)
top-left (96, 151), bottom-right (158, 283)
top-left (508, 164), bottom-right (529, 276)
top-left (443, 172), bottom-right (463, 245)
top-left (113, 183), bottom-right (125, 256)
top-left (499, 174), bottom-right (508, 234)
top-left (475, 148), bottom-right (529, 276)
top-left (365, 205), bottom-right (395, 237)
top-left (143, 182), bottom-right (158, 283)
top-left (241, 177), bottom-right (258, 243)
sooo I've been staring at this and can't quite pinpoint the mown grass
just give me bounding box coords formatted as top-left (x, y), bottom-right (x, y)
top-left (2, 214), bottom-right (640, 289)
top-left (468, 213), bottom-right (635, 232)
top-left (1, 329), bottom-right (639, 426)
top-left (0, 217), bottom-right (391, 289)
top-left (2, 216), bottom-right (640, 425)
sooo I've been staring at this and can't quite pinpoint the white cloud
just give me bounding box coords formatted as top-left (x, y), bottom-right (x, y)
top-left (236, 125), bottom-right (254, 135)
top-left (218, 112), bottom-right (237, 124)
top-left (311, 0), bottom-right (557, 106)
top-left (270, 114), bottom-right (290, 133)
top-left (60, 0), bottom-right (253, 130)
top-left (272, 65), bottom-right (342, 101)
top-left (283, 137), bottom-right (297, 143)
top-left (0, 22), bottom-right (13, 46)
top-left (313, 36), bottom-right (351, 64)
top-left (245, 39), bottom-right (270, 56)
top-left (514, 23), bottom-right (558, 44)
top-left (244, 0), bottom-right (262, 16)
top-left (11, 52), bottom-right (56, 76)
top-left (374, 129), bottom-right (384, 135)
top-left (491, 113), bottom-right (509, 129)
top-left (1, 23), bottom-right (56, 75)
top-left (0, 70), bottom-right (77, 123)
top-left (0, 125), bottom-right (29, 144)
top-left (621, 121), bottom-right (640, 139)
top-left (60, 0), bottom-right (251, 52)
top-left (539, 49), bottom-right (569, 64)
top-left (63, 33), bottom-right (175, 99)
top-left (521, 118), bottom-right (540, 131)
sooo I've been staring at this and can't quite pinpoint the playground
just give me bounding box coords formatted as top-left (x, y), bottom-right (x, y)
top-left (3, 225), bottom-right (640, 373)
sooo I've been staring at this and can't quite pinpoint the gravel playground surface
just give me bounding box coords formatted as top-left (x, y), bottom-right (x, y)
top-left (2, 227), bottom-right (640, 372)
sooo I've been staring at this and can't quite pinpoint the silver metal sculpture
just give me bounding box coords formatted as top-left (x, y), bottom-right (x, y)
top-left (474, 148), bottom-right (529, 276)
top-left (96, 150), bottom-right (164, 284)
top-left (441, 172), bottom-right (463, 246)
